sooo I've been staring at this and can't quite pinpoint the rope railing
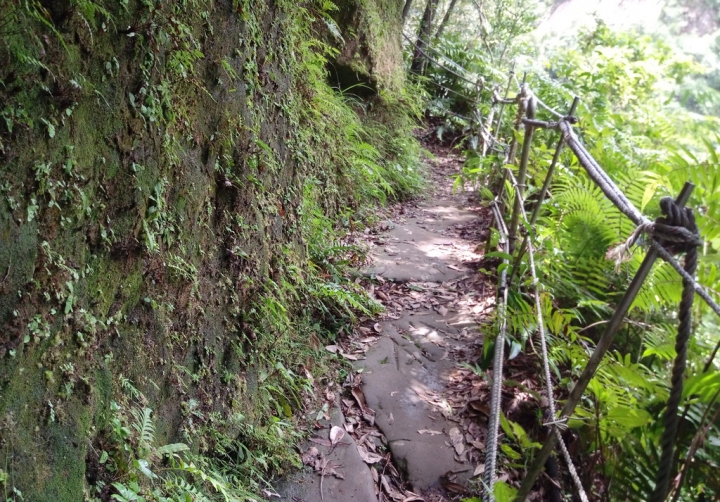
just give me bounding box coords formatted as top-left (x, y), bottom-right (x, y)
top-left (408, 44), bottom-right (720, 502)
top-left (483, 200), bottom-right (511, 501)
top-left (408, 69), bottom-right (478, 103)
top-left (508, 105), bottom-right (720, 502)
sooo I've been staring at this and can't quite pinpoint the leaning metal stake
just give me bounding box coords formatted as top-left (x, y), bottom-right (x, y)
top-left (507, 97), bottom-right (580, 288)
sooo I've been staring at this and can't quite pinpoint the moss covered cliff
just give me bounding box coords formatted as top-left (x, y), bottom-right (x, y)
top-left (0, 0), bottom-right (420, 499)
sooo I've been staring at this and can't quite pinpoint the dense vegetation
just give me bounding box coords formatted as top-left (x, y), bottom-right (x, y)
top-left (1, 0), bottom-right (719, 500)
top-left (406, 0), bottom-right (720, 499)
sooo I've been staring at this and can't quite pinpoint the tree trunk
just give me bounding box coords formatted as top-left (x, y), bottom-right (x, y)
top-left (410, 0), bottom-right (440, 75)
top-left (433, 0), bottom-right (460, 40)
top-left (402, 0), bottom-right (415, 22)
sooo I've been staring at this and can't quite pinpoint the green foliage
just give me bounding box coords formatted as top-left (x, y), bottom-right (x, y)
top-left (93, 395), bottom-right (257, 502)
top-left (0, 0), bottom-right (427, 499)
top-left (417, 7), bottom-right (720, 499)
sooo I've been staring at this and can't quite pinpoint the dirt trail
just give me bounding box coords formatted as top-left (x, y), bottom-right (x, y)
top-left (276, 148), bottom-right (497, 501)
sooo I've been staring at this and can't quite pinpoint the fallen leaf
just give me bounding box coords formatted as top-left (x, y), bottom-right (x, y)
top-left (381, 474), bottom-right (404, 500)
top-left (417, 429), bottom-right (442, 436)
top-left (351, 386), bottom-right (368, 409)
top-left (473, 464), bottom-right (485, 477)
top-left (437, 305), bottom-right (448, 316)
top-left (373, 323), bottom-right (383, 333)
top-left (325, 345), bottom-right (339, 353)
top-left (388, 412), bottom-right (394, 425)
top-left (351, 386), bottom-right (376, 426)
top-left (309, 437), bottom-right (332, 447)
top-left (301, 447), bottom-right (319, 465)
top-left (376, 291), bottom-right (390, 301)
top-left (441, 480), bottom-right (470, 495)
top-left (356, 444), bottom-right (384, 464)
top-left (468, 400), bottom-right (490, 415)
top-left (448, 427), bottom-right (465, 455)
top-left (329, 426), bottom-right (345, 445)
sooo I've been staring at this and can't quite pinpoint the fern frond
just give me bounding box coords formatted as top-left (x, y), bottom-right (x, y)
top-left (131, 407), bottom-right (155, 453)
top-left (632, 261), bottom-right (682, 312)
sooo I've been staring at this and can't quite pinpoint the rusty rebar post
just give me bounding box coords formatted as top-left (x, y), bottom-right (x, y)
top-left (507, 97), bottom-right (580, 287)
top-left (491, 62), bottom-right (516, 142)
top-left (507, 86), bottom-right (536, 255)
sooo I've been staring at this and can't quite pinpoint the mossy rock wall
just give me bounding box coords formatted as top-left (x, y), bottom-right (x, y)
top-left (0, 0), bottom-right (406, 499)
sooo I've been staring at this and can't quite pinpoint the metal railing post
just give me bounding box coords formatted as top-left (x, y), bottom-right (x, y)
top-left (507, 86), bottom-right (536, 255)
top-left (507, 97), bottom-right (580, 287)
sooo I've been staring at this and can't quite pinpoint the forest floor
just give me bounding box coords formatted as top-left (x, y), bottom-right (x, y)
top-left (276, 146), bottom-right (551, 501)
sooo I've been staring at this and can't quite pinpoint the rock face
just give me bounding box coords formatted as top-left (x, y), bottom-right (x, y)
top-left (0, 1), bottom-right (406, 498)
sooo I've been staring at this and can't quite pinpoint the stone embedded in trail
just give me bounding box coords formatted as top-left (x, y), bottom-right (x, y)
top-left (276, 158), bottom-right (492, 500)
top-left (274, 397), bottom-right (377, 502)
top-left (365, 200), bottom-right (480, 284)
top-left (353, 314), bottom-right (474, 491)
top-left (355, 189), bottom-right (490, 494)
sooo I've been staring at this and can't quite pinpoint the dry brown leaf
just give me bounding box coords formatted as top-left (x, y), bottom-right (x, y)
top-left (376, 291), bottom-right (390, 301)
top-left (356, 444), bottom-right (384, 464)
top-left (309, 436), bottom-right (332, 447)
top-left (329, 426), bottom-right (345, 445)
top-left (301, 447), bottom-right (319, 465)
top-left (351, 386), bottom-right (368, 409)
top-left (381, 475), bottom-right (404, 501)
top-left (441, 480), bottom-right (470, 495)
top-left (325, 345), bottom-right (339, 353)
top-left (437, 305), bottom-right (448, 316)
top-left (448, 427), bottom-right (464, 456)
top-left (468, 400), bottom-right (490, 415)
top-left (417, 429), bottom-right (442, 436)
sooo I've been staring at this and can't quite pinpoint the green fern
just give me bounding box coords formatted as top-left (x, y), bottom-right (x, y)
top-left (130, 407), bottom-right (155, 458)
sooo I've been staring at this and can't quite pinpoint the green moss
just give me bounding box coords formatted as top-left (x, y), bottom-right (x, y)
top-left (0, 0), bottom-right (422, 498)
